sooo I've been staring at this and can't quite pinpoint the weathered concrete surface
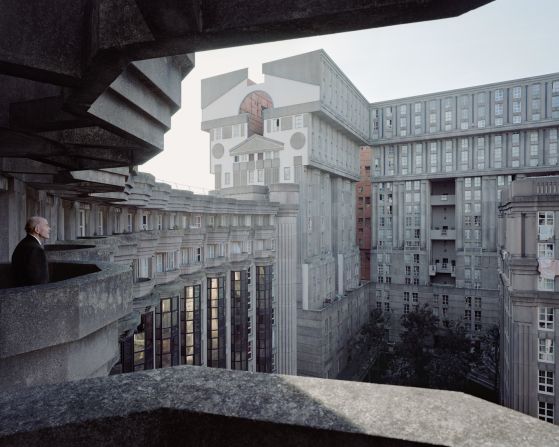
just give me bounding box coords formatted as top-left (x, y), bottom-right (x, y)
top-left (0, 366), bottom-right (558, 447)
top-left (0, 261), bottom-right (132, 389)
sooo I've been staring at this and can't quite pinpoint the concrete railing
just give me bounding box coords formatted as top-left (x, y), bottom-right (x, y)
top-left (1, 366), bottom-right (558, 446)
top-left (0, 261), bottom-right (133, 390)
top-left (431, 194), bottom-right (456, 206)
top-left (501, 175), bottom-right (559, 204)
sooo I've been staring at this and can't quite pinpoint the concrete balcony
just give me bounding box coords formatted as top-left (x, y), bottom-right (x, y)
top-left (154, 269), bottom-right (181, 285)
top-left (230, 252), bottom-right (250, 263)
top-left (45, 243), bottom-right (113, 263)
top-left (429, 264), bottom-right (456, 277)
top-left (431, 194), bottom-right (456, 206)
top-left (430, 228), bottom-right (456, 240)
top-left (1, 366), bottom-right (558, 446)
top-left (0, 261), bottom-right (133, 390)
top-left (254, 249), bottom-right (275, 259)
top-left (204, 257), bottom-right (227, 268)
top-left (180, 263), bottom-right (203, 275)
top-left (133, 277), bottom-right (156, 297)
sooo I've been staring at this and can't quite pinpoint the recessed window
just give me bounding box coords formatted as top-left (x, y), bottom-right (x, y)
top-left (539, 338), bottom-right (555, 363)
top-left (538, 401), bottom-right (554, 423)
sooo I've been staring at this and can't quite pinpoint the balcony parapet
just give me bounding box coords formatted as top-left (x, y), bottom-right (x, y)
top-left (431, 194), bottom-right (456, 206)
top-left (45, 243), bottom-right (114, 263)
top-left (431, 228), bottom-right (456, 240)
top-left (0, 262), bottom-right (133, 390)
top-left (1, 366), bottom-right (558, 446)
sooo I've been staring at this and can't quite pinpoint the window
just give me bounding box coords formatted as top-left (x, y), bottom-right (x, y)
top-left (284, 167), bottom-right (291, 181)
top-left (513, 101), bottom-right (521, 113)
top-left (538, 277), bottom-right (555, 291)
top-left (538, 401), bottom-right (554, 423)
top-left (539, 370), bottom-right (554, 395)
top-left (538, 243), bottom-right (554, 259)
top-left (495, 103), bottom-right (503, 115)
top-left (224, 172), bottom-right (231, 185)
top-left (539, 338), bottom-right (554, 363)
top-left (538, 212), bottom-right (555, 240)
top-left (539, 307), bottom-right (554, 330)
top-left (553, 81), bottom-right (559, 94)
top-left (512, 86), bottom-right (522, 99)
top-left (495, 89), bottom-right (504, 101)
top-left (442, 295), bottom-right (449, 306)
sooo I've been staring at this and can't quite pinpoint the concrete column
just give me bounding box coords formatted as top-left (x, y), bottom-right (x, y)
top-left (398, 181), bottom-right (405, 249)
top-left (0, 177), bottom-right (26, 262)
top-left (456, 178), bottom-right (464, 251)
top-left (371, 183), bottom-right (378, 248)
top-left (225, 268), bottom-right (231, 370)
top-left (73, 201), bottom-right (80, 239)
top-left (482, 176), bottom-right (497, 252)
top-left (57, 199), bottom-right (64, 241)
top-left (269, 183), bottom-right (299, 375)
top-left (420, 180), bottom-right (428, 250)
top-left (201, 276), bottom-right (208, 367)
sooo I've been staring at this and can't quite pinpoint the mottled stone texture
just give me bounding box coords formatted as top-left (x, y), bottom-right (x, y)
top-left (0, 262), bottom-right (133, 389)
top-left (1, 366), bottom-right (558, 446)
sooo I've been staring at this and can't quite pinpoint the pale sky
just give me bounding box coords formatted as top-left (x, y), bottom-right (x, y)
top-left (142, 0), bottom-right (559, 193)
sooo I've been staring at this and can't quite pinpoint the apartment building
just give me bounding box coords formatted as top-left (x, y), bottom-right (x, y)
top-left (1, 171), bottom-right (283, 387)
top-left (357, 146), bottom-right (373, 281)
top-left (370, 74), bottom-right (559, 344)
top-left (498, 176), bottom-right (559, 424)
top-left (201, 50), bottom-right (371, 378)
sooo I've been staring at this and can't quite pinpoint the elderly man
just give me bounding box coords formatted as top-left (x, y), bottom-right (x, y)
top-left (11, 216), bottom-right (51, 286)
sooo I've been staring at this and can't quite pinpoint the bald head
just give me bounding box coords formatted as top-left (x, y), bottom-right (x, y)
top-left (25, 216), bottom-right (51, 240)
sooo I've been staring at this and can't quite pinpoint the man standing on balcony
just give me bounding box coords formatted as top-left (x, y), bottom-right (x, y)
top-left (11, 216), bottom-right (51, 286)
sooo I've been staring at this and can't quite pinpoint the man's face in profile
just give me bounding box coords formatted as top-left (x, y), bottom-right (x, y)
top-left (35, 218), bottom-right (51, 240)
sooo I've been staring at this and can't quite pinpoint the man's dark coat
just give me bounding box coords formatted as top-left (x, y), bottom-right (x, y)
top-left (11, 234), bottom-right (49, 287)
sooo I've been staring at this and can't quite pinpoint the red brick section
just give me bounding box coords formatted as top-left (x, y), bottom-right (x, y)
top-left (356, 146), bottom-right (373, 281)
top-left (239, 89), bottom-right (274, 137)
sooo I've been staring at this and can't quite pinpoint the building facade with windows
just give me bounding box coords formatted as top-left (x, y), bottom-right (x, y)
top-left (201, 50), bottom-right (370, 378)
top-left (31, 171), bottom-right (281, 376)
top-left (357, 146), bottom-right (373, 281)
top-left (498, 176), bottom-right (559, 424)
top-left (369, 74), bottom-right (559, 346)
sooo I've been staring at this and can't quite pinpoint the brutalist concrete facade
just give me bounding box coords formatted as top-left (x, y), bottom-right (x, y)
top-left (498, 176), bottom-right (559, 424)
top-left (357, 146), bottom-right (373, 281)
top-left (370, 74), bottom-right (559, 347)
top-left (202, 51), bottom-right (370, 378)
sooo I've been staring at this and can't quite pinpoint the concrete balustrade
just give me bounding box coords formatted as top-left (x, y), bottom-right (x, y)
top-left (1, 366), bottom-right (558, 446)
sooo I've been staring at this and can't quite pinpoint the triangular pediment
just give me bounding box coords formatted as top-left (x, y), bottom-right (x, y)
top-left (229, 134), bottom-right (284, 155)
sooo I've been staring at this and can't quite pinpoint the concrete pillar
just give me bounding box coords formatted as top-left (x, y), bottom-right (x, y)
top-left (225, 268), bottom-right (231, 370)
top-left (456, 178), bottom-right (464, 251)
top-left (397, 181), bottom-right (405, 249)
top-left (269, 183), bottom-right (299, 375)
top-left (482, 176), bottom-right (497, 252)
top-left (57, 202), bottom-right (64, 241)
top-left (0, 177), bottom-right (26, 262)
